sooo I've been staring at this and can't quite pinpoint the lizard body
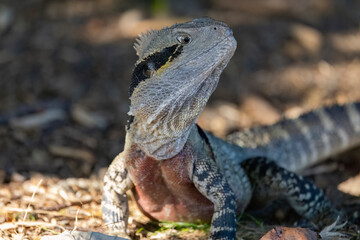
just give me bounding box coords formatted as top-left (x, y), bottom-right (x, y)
top-left (102, 18), bottom-right (360, 239)
top-left (227, 103), bottom-right (360, 172)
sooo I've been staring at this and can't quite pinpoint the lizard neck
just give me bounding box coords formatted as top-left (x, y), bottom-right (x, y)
top-left (127, 72), bottom-right (221, 160)
top-left (127, 119), bottom-right (194, 160)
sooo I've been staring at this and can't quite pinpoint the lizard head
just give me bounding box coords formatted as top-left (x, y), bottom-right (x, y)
top-left (127, 17), bottom-right (237, 159)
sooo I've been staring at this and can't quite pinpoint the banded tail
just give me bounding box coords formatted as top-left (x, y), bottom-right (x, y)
top-left (227, 102), bottom-right (360, 172)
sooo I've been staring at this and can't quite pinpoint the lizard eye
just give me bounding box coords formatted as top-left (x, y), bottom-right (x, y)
top-left (177, 34), bottom-right (191, 44)
top-left (143, 62), bottom-right (155, 78)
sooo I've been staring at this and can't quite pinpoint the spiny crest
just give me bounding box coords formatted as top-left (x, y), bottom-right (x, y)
top-left (133, 29), bottom-right (157, 57)
top-left (133, 27), bottom-right (171, 61)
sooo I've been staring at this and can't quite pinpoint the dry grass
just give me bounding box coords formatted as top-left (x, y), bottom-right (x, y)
top-left (0, 176), bottom-right (103, 240)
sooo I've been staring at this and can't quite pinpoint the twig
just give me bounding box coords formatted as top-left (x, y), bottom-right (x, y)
top-left (24, 179), bottom-right (43, 221)
top-left (40, 199), bottom-right (93, 211)
top-left (0, 222), bottom-right (65, 231)
top-left (72, 208), bottom-right (80, 232)
top-left (301, 162), bottom-right (338, 176)
top-left (15, 179), bottom-right (43, 239)
top-left (1, 207), bottom-right (93, 218)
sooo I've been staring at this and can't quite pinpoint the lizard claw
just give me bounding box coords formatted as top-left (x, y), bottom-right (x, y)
top-left (319, 216), bottom-right (348, 240)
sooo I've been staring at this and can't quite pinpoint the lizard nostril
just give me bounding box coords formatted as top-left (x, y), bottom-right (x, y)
top-left (226, 28), bottom-right (233, 36)
top-left (213, 27), bottom-right (217, 30)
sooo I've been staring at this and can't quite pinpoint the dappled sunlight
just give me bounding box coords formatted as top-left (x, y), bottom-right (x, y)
top-left (338, 174), bottom-right (360, 197)
top-left (82, 10), bottom-right (188, 44)
top-left (1, 0), bottom-right (360, 239)
top-left (330, 29), bottom-right (360, 55)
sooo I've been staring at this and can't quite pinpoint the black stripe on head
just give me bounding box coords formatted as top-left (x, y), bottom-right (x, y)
top-left (129, 44), bottom-right (183, 96)
top-left (126, 115), bottom-right (134, 130)
top-left (169, 45), bottom-right (182, 62)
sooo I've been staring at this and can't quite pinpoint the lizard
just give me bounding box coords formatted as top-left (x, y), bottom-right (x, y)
top-left (101, 17), bottom-right (360, 239)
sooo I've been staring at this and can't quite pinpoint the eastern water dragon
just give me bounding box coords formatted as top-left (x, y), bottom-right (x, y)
top-left (101, 18), bottom-right (360, 239)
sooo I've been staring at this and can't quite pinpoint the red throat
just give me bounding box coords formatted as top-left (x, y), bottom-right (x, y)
top-left (127, 144), bottom-right (214, 222)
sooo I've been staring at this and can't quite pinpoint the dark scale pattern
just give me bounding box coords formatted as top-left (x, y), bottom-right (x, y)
top-left (324, 104), bottom-right (353, 136)
top-left (276, 118), bottom-right (312, 161)
top-left (101, 155), bottom-right (133, 235)
top-left (192, 156), bottom-right (237, 240)
top-left (356, 102), bottom-right (360, 116)
top-left (129, 44), bottom-right (183, 96)
top-left (241, 157), bottom-right (341, 225)
top-left (300, 111), bottom-right (326, 152)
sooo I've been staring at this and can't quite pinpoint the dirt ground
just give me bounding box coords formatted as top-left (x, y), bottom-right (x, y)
top-left (0, 0), bottom-right (360, 239)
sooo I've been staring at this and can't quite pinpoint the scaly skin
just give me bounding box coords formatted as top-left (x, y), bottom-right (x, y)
top-left (101, 18), bottom-right (360, 239)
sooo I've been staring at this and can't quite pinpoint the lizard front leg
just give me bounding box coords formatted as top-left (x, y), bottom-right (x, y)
top-left (242, 157), bottom-right (342, 227)
top-left (191, 157), bottom-right (237, 240)
top-left (102, 153), bottom-right (133, 236)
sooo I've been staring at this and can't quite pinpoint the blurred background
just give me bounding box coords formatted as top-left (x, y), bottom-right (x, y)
top-left (1, 0), bottom-right (360, 179)
top-left (1, 1), bottom-right (360, 239)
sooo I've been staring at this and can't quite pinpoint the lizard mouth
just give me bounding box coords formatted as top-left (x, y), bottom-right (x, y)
top-left (194, 34), bottom-right (236, 100)
top-left (204, 35), bottom-right (236, 80)
top-left (194, 55), bottom-right (229, 103)
top-left (193, 33), bottom-right (236, 63)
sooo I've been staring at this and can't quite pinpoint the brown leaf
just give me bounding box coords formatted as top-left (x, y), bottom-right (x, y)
top-left (260, 226), bottom-right (318, 240)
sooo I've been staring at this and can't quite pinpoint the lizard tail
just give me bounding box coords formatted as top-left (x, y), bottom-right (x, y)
top-left (227, 102), bottom-right (360, 172)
